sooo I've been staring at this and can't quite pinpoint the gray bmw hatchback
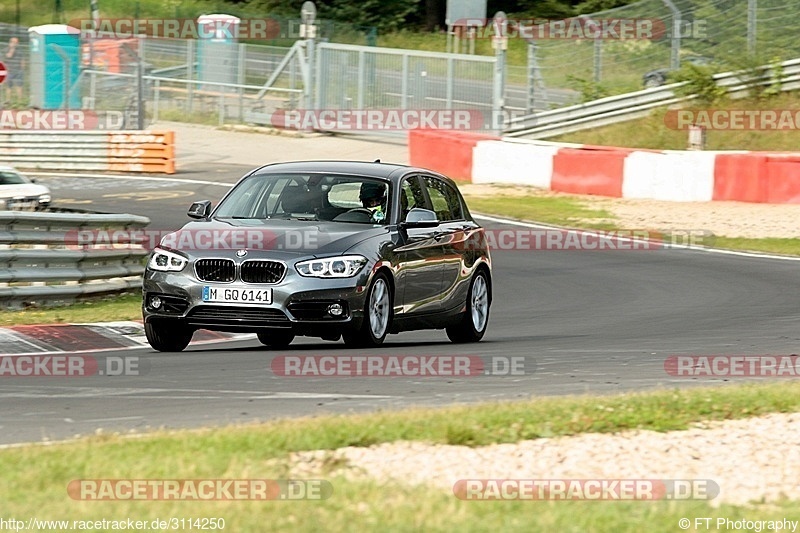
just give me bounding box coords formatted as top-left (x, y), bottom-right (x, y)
top-left (142, 161), bottom-right (492, 351)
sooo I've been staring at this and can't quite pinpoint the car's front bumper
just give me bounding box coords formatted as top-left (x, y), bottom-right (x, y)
top-left (142, 268), bottom-right (371, 336)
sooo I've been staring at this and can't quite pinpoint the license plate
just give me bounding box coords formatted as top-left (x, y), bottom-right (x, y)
top-left (202, 286), bottom-right (272, 304)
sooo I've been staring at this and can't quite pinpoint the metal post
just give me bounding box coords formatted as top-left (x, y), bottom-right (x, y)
top-left (137, 53), bottom-right (144, 129)
top-left (237, 43), bottom-right (245, 121)
top-left (153, 78), bottom-right (159, 122)
top-left (747, 0), bottom-right (757, 55)
top-left (307, 38), bottom-right (316, 109)
top-left (401, 54), bottom-right (409, 109)
top-left (594, 38), bottom-right (602, 82)
top-left (89, 70), bottom-right (97, 107)
top-left (446, 57), bottom-right (454, 109)
top-left (526, 42), bottom-right (535, 114)
top-left (491, 12), bottom-right (508, 133)
top-left (219, 92), bottom-right (224, 126)
top-left (662, 0), bottom-right (681, 70)
top-left (186, 40), bottom-right (194, 113)
top-left (357, 50), bottom-right (365, 109)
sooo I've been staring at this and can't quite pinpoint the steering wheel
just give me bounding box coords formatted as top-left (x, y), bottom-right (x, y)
top-left (333, 208), bottom-right (374, 223)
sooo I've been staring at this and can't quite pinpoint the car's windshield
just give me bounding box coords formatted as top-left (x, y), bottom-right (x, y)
top-left (0, 171), bottom-right (29, 185)
top-left (214, 173), bottom-right (390, 224)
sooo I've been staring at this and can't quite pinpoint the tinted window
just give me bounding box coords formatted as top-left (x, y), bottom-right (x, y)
top-left (423, 177), bottom-right (463, 222)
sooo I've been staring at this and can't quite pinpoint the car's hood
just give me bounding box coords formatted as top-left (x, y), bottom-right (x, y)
top-left (0, 184), bottom-right (49, 198)
top-left (159, 218), bottom-right (389, 259)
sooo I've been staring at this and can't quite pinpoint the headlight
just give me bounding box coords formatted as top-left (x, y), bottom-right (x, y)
top-left (38, 194), bottom-right (51, 204)
top-left (295, 255), bottom-right (367, 278)
top-left (148, 248), bottom-right (188, 272)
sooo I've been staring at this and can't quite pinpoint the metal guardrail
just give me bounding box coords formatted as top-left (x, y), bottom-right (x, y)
top-left (505, 58), bottom-right (800, 139)
top-left (0, 130), bottom-right (176, 173)
top-left (0, 211), bottom-right (150, 309)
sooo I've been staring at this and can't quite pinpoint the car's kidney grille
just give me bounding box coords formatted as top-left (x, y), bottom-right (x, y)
top-left (195, 259), bottom-right (236, 282)
top-left (241, 260), bottom-right (285, 284)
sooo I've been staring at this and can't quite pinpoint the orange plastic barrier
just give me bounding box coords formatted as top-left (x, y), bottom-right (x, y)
top-left (408, 129), bottom-right (499, 181)
top-left (106, 131), bottom-right (176, 174)
top-left (551, 148), bottom-right (629, 197)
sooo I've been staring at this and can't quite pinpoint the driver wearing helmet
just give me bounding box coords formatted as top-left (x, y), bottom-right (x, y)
top-left (359, 181), bottom-right (387, 222)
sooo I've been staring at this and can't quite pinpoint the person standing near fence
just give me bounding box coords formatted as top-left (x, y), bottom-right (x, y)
top-left (5, 37), bottom-right (24, 100)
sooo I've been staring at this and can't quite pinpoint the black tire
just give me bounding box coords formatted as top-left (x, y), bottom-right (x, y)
top-left (343, 272), bottom-right (392, 348)
top-left (257, 329), bottom-right (295, 348)
top-left (145, 322), bottom-right (193, 352)
top-left (447, 270), bottom-right (491, 344)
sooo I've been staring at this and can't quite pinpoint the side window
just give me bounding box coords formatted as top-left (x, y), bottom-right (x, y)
top-left (423, 177), bottom-right (463, 222)
top-left (400, 177), bottom-right (426, 221)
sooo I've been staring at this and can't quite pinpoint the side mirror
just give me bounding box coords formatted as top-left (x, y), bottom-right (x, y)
top-left (187, 200), bottom-right (212, 219)
top-left (401, 208), bottom-right (439, 228)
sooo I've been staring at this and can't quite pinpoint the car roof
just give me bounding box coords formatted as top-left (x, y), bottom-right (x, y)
top-left (251, 160), bottom-right (412, 180)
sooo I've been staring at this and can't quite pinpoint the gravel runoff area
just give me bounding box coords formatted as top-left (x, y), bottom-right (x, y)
top-left (286, 413), bottom-right (800, 506)
top-left (459, 184), bottom-right (800, 239)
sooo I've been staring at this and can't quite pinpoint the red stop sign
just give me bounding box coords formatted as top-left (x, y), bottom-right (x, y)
top-left (0, 61), bottom-right (6, 84)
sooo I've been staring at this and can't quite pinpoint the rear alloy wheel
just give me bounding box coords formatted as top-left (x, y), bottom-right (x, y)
top-left (145, 322), bottom-right (193, 352)
top-left (447, 270), bottom-right (490, 343)
top-left (343, 273), bottom-right (392, 348)
top-left (257, 329), bottom-right (295, 348)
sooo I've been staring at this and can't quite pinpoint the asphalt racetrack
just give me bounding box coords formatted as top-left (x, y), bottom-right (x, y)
top-left (1, 166), bottom-right (798, 445)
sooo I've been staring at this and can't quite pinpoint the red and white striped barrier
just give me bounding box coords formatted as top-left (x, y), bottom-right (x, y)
top-left (409, 130), bottom-right (800, 203)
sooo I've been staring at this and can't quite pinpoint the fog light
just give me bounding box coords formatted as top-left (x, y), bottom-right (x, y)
top-left (149, 295), bottom-right (162, 310)
top-left (328, 303), bottom-right (343, 317)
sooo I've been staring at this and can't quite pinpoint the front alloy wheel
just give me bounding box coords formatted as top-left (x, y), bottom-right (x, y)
top-left (343, 273), bottom-right (392, 348)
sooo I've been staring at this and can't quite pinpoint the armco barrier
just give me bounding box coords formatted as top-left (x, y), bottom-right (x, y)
top-left (410, 130), bottom-right (800, 204)
top-left (0, 131), bottom-right (175, 174)
top-left (0, 211), bottom-right (150, 309)
top-left (409, 129), bottom-right (498, 181)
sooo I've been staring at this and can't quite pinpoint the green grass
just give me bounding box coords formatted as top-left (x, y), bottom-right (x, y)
top-left (0, 293), bottom-right (141, 326)
top-left (712, 237), bottom-right (800, 256)
top-left (3, 383), bottom-right (800, 530)
top-left (466, 194), bottom-right (617, 230)
top-left (555, 95), bottom-right (800, 150)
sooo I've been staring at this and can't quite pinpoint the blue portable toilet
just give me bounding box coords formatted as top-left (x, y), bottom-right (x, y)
top-left (196, 14), bottom-right (240, 89)
top-left (28, 24), bottom-right (81, 109)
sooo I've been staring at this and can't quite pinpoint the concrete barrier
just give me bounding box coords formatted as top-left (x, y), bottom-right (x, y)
top-left (409, 130), bottom-right (800, 204)
top-left (0, 131), bottom-right (176, 174)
